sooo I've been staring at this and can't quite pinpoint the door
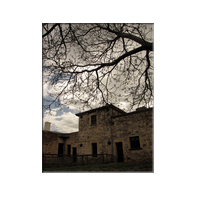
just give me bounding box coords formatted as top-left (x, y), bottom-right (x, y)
top-left (58, 143), bottom-right (63, 157)
top-left (116, 142), bottom-right (124, 162)
top-left (92, 143), bottom-right (97, 157)
top-left (67, 145), bottom-right (71, 157)
top-left (73, 147), bottom-right (77, 162)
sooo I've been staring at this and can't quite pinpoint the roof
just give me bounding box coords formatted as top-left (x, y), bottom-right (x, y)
top-left (111, 107), bottom-right (153, 119)
top-left (75, 104), bottom-right (126, 116)
top-left (64, 131), bottom-right (79, 135)
top-left (42, 130), bottom-right (65, 134)
top-left (42, 130), bottom-right (78, 136)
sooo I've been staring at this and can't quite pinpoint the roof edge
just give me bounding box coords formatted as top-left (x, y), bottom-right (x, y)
top-left (111, 107), bottom-right (153, 119)
top-left (75, 104), bottom-right (126, 116)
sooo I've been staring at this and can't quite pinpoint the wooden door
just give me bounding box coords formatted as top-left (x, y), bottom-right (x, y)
top-left (58, 143), bottom-right (63, 157)
top-left (116, 142), bottom-right (124, 162)
top-left (73, 147), bottom-right (77, 162)
top-left (67, 145), bottom-right (71, 156)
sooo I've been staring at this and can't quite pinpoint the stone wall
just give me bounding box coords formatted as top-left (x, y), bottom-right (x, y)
top-left (111, 108), bottom-right (153, 162)
top-left (42, 131), bottom-right (60, 154)
top-left (65, 107), bottom-right (153, 163)
top-left (63, 132), bottom-right (79, 154)
top-left (68, 108), bottom-right (114, 156)
top-left (42, 106), bottom-right (153, 164)
top-left (42, 131), bottom-right (66, 154)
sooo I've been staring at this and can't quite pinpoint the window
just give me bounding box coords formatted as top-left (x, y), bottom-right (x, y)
top-left (92, 143), bottom-right (97, 157)
top-left (91, 115), bottom-right (96, 125)
top-left (130, 136), bottom-right (141, 150)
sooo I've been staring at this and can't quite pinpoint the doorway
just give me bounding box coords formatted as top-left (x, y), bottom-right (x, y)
top-left (116, 142), bottom-right (124, 162)
top-left (67, 145), bottom-right (71, 157)
top-left (58, 143), bottom-right (63, 157)
top-left (72, 147), bottom-right (77, 162)
top-left (92, 143), bottom-right (97, 157)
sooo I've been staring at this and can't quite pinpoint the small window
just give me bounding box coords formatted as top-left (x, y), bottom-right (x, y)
top-left (91, 115), bottom-right (96, 125)
top-left (92, 143), bottom-right (97, 157)
top-left (130, 136), bottom-right (141, 150)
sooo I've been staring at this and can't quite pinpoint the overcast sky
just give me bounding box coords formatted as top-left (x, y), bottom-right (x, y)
top-left (42, 87), bottom-right (132, 133)
top-left (42, 72), bottom-right (136, 133)
top-left (43, 105), bottom-right (79, 133)
top-left (42, 74), bottom-right (141, 133)
top-left (42, 24), bottom-right (154, 133)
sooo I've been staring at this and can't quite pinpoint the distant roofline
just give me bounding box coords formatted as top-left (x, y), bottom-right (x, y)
top-left (111, 107), bottom-right (153, 119)
top-left (65, 131), bottom-right (79, 134)
top-left (75, 104), bottom-right (126, 116)
top-left (42, 130), bottom-right (78, 139)
top-left (42, 130), bottom-right (78, 135)
top-left (42, 130), bottom-right (66, 134)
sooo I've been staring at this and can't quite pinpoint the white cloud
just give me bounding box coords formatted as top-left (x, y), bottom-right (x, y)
top-left (118, 102), bottom-right (129, 110)
top-left (43, 82), bottom-right (57, 98)
top-left (43, 110), bottom-right (79, 133)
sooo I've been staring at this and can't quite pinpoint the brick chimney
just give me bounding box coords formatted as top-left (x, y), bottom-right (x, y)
top-left (44, 122), bottom-right (51, 131)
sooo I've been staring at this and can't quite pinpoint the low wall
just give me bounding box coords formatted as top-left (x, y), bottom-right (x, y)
top-left (42, 153), bottom-right (113, 166)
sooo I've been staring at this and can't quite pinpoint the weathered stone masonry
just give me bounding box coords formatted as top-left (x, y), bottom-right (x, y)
top-left (111, 108), bottom-right (153, 162)
top-left (42, 104), bottom-right (153, 163)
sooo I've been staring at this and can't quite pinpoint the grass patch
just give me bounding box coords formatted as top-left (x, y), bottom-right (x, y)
top-left (43, 161), bottom-right (152, 172)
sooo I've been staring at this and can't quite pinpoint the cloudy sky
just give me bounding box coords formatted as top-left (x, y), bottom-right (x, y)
top-left (43, 82), bottom-right (81, 132)
top-left (42, 71), bottom-right (135, 133)
top-left (42, 24), bottom-right (154, 133)
top-left (43, 105), bottom-right (79, 133)
top-left (42, 73), bottom-right (139, 133)
top-left (42, 86), bottom-right (131, 133)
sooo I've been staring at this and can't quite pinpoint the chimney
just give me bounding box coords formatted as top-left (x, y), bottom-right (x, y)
top-left (44, 122), bottom-right (51, 131)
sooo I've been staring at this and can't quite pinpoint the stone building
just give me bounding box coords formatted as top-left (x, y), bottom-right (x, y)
top-left (42, 104), bottom-right (153, 164)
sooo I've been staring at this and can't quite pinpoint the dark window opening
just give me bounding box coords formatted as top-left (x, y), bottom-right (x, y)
top-left (116, 142), bottom-right (124, 162)
top-left (130, 136), bottom-right (141, 150)
top-left (73, 147), bottom-right (77, 162)
top-left (91, 115), bottom-right (96, 125)
top-left (67, 145), bottom-right (71, 156)
top-left (92, 143), bottom-right (97, 157)
top-left (58, 143), bottom-right (64, 157)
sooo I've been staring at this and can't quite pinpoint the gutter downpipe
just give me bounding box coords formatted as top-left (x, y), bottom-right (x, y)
top-left (108, 104), bottom-right (114, 162)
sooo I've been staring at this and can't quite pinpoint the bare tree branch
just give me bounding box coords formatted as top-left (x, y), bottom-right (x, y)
top-left (42, 23), bottom-right (59, 38)
top-left (42, 23), bottom-right (154, 112)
